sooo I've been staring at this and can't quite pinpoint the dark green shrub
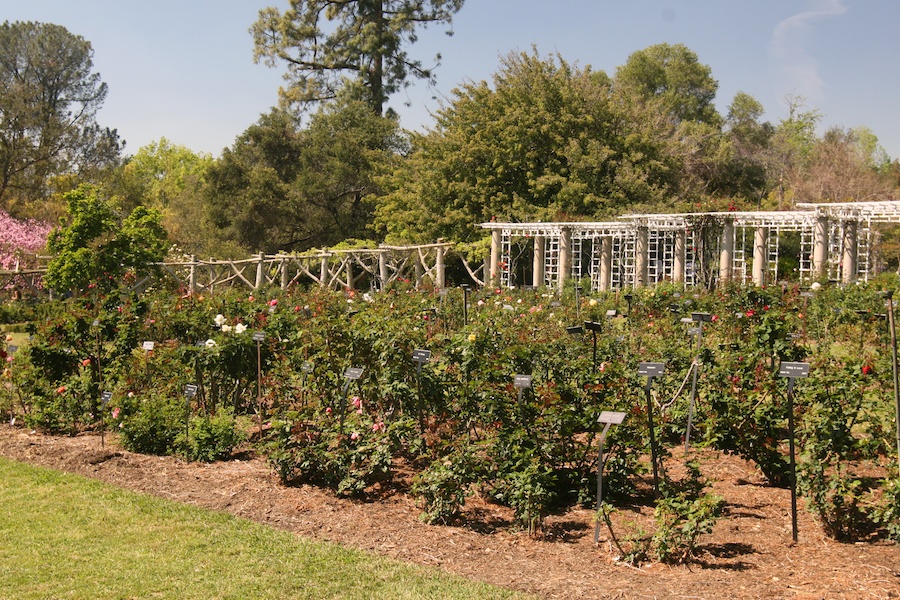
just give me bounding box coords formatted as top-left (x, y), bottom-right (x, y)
top-left (119, 394), bottom-right (183, 456)
top-left (181, 410), bottom-right (245, 462)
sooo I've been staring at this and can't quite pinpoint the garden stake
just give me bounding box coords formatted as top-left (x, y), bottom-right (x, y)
top-left (584, 321), bottom-right (602, 372)
top-left (639, 362), bottom-right (665, 494)
top-left (886, 291), bottom-right (900, 476)
top-left (594, 411), bottom-right (626, 544)
top-left (412, 350), bottom-right (431, 434)
top-left (685, 312), bottom-right (712, 453)
top-left (253, 331), bottom-right (265, 438)
top-left (779, 361), bottom-right (809, 543)
top-left (99, 391), bottom-right (111, 448)
top-left (183, 384), bottom-right (198, 461)
top-left (461, 284), bottom-right (470, 327)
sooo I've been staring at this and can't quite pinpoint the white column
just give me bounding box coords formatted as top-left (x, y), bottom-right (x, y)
top-left (599, 237), bottom-right (612, 292)
top-left (842, 219), bottom-right (858, 284)
top-left (634, 226), bottom-right (648, 288)
top-left (489, 229), bottom-right (501, 287)
top-left (813, 216), bottom-right (829, 277)
top-left (532, 236), bottom-right (546, 288)
top-left (752, 227), bottom-right (768, 286)
top-left (674, 231), bottom-right (686, 284)
top-left (558, 227), bottom-right (572, 291)
top-left (719, 219), bottom-right (734, 283)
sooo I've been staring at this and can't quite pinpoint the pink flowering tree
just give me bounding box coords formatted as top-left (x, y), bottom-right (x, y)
top-left (0, 209), bottom-right (52, 271)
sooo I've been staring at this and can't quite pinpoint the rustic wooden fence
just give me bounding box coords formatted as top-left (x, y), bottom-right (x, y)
top-left (0, 242), bottom-right (490, 296)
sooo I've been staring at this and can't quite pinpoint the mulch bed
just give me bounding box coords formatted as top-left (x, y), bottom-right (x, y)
top-left (1, 425), bottom-right (898, 599)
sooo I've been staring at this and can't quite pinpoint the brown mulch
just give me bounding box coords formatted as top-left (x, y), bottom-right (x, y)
top-left (1, 424), bottom-right (898, 599)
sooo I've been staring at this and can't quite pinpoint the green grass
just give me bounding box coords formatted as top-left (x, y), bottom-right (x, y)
top-left (0, 457), bottom-right (530, 600)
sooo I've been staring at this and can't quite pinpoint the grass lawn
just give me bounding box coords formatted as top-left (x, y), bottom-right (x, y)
top-left (0, 457), bottom-right (530, 599)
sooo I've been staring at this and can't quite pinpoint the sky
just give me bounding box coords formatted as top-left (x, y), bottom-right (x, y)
top-left (4, 0), bottom-right (899, 161)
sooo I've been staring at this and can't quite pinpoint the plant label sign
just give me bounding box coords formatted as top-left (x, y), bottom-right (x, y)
top-left (691, 312), bottom-right (712, 323)
top-left (597, 411), bottom-right (626, 425)
top-left (142, 341), bottom-right (155, 351)
top-left (513, 374), bottom-right (533, 388)
top-left (779, 362), bottom-right (810, 378)
top-left (6, 345), bottom-right (16, 354)
top-left (638, 362), bottom-right (665, 377)
top-left (566, 325), bottom-right (583, 335)
top-left (301, 361), bottom-right (313, 374)
top-left (184, 384), bottom-right (198, 398)
top-left (412, 349), bottom-right (431, 364)
top-left (252, 331), bottom-right (266, 342)
top-left (606, 309), bottom-right (617, 318)
top-left (584, 321), bottom-right (603, 332)
top-left (344, 367), bottom-right (364, 380)
top-left (100, 391), bottom-right (112, 407)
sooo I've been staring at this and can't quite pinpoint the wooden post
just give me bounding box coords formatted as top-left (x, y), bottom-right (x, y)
top-left (436, 246), bottom-right (446, 289)
top-left (255, 252), bottom-right (265, 289)
top-left (320, 251), bottom-right (328, 288)
top-left (379, 251), bottom-right (389, 290)
top-left (188, 255), bottom-right (197, 294)
top-left (280, 256), bottom-right (289, 289)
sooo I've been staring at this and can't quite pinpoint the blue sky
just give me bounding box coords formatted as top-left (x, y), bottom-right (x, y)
top-left (4, 0), bottom-right (899, 161)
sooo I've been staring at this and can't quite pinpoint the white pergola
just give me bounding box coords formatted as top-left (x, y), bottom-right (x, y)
top-left (481, 200), bottom-right (900, 290)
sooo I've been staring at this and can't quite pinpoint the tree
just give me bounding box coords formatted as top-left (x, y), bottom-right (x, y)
top-left (0, 21), bottom-right (122, 214)
top-left (614, 43), bottom-right (720, 126)
top-left (373, 50), bottom-right (681, 251)
top-left (45, 185), bottom-right (167, 294)
top-left (111, 139), bottom-right (215, 254)
top-left (205, 101), bottom-right (404, 254)
top-left (251, 0), bottom-right (464, 116)
top-left (0, 208), bottom-right (51, 270)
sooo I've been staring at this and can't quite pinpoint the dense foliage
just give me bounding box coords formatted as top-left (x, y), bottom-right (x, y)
top-left (3, 277), bottom-right (899, 557)
top-left (251, 0), bottom-right (464, 116)
top-left (44, 185), bottom-right (168, 294)
top-left (0, 21), bottom-right (121, 214)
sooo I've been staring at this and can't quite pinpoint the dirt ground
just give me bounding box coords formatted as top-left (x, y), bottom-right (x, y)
top-left (1, 425), bottom-right (898, 599)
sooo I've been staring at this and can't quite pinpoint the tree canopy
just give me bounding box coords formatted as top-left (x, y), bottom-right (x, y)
top-left (0, 21), bottom-right (121, 215)
top-left (204, 101), bottom-right (405, 253)
top-left (45, 185), bottom-right (168, 294)
top-left (251, 0), bottom-right (464, 116)
top-left (373, 50), bottom-right (683, 251)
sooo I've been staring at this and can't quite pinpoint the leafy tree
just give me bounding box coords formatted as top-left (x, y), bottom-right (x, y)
top-left (205, 101), bottom-right (404, 253)
top-left (45, 184), bottom-right (167, 294)
top-left (111, 139), bottom-right (216, 255)
top-left (789, 126), bottom-right (895, 204)
top-left (613, 43), bottom-right (720, 126)
top-left (373, 50), bottom-right (681, 251)
top-left (0, 21), bottom-right (122, 214)
top-left (251, 0), bottom-right (464, 116)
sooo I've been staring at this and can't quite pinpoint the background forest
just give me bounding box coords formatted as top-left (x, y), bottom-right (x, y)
top-left (1, 2), bottom-right (899, 282)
